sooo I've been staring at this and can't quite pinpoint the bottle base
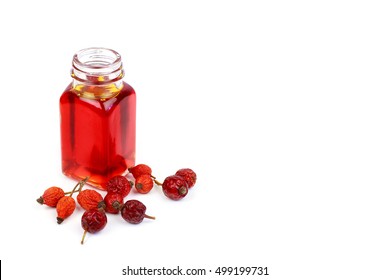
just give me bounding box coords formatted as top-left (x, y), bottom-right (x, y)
top-left (62, 164), bottom-right (130, 191)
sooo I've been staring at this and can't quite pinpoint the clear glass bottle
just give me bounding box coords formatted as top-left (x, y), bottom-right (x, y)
top-left (60, 47), bottom-right (136, 189)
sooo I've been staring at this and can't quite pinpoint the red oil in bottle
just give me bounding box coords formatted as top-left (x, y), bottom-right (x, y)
top-left (60, 48), bottom-right (136, 189)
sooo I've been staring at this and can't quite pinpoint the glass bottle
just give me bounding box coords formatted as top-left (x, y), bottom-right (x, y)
top-left (60, 47), bottom-right (136, 189)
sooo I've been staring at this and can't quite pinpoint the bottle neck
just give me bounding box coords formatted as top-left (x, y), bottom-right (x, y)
top-left (71, 47), bottom-right (124, 99)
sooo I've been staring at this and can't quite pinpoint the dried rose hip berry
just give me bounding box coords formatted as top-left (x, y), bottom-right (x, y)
top-left (37, 186), bottom-right (65, 207)
top-left (56, 177), bottom-right (88, 224)
top-left (128, 164), bottom-right (152, 179)
top-left (105, 175), bottom-right (132, 197)
top-left (81, 209), bottom-right (107, 244)
top-left (77, 189), bottom-right (105, 211)
top-left (135, 174), bottom-right (154, 194)
top-left (121, 200), bottom-right (155, 224)
top-left (103, 192), bottom-right (123, 214)
top-left (56, 196), bottom-right (76, 224)
top-left (175, 168), bottom-right (197, 188)
top-left (161, 175), bottom-right (188, 200)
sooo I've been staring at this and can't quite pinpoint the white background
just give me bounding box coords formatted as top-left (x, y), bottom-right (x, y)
top-left (0, 0), bottom-right (390, 279)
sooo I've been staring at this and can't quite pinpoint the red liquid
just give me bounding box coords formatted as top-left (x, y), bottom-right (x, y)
top-left (60, 82), bottom-right (136, 189)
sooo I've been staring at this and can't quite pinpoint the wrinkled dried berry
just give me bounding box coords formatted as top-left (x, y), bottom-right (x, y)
top-left (175, 168), bottom-right (197, 188)
top-left (77, 189), bottom-right (105, 211)
top-left (128, 164), bottom-right (152, 179)
top-left (161, 175), bottom-right (188, 200)
top-left (104, 192), bottom-right (123, 214)
top-left (81, 209), bottom-right (107, 244)
top-left (121, 200), bottom-right (155, 224)
top-left (135, 174), bottom-right (154, 194)
top-left (105, 175), bottom-right (132, 197)
top-left (37, 186), bottom-right (65, 207)
top-left (56, 196), bottom-right (76, 224)
top-left (56, 177), bottom-right (88, 224)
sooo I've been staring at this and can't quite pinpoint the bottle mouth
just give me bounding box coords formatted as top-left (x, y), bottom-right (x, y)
top-left (71, 47), bottom-right (124, 84)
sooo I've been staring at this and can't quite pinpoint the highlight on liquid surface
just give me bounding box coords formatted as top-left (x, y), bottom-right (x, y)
top-left (60, 82), bottom-right (136, 189)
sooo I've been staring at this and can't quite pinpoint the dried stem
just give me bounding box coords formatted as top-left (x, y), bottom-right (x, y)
top-left (144, 214), bottom-right (156, 220)
top-left (153, 178), bottom-right (163, 186)
top-left (69, 176), bottom-right (89, 197)
top-left (81, 230), bottom-right (87, 245)
top-left (64, 189), bottom-right (81, 195)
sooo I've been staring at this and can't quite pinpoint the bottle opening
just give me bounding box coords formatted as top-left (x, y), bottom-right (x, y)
top-left (71, 47), bottom-right (124, 84)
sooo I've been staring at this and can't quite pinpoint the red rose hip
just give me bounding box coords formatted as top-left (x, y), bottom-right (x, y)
top-left (105, 175), bottom-right (132, 197)
top-left (175, 168), bottom-right (197, 188)
top-left (121, 200), bottom-right (155, 224)
top-left (37, 186), bottom-right (65, 207)
top-left (128, 164), bottom-right (152, 179)
top-left (81, 209), bottom-right (107, 244)
top-left (104, 192), bottom-right (123, 214)
top-left (56, 196), bottom-right (76, 224)
top-left (77, 189), bottom-right (105, 211)
top-left (135, 174), bottom-right (154, 194)
top-left (56, 177), bottom-right (88, 224)
top-left (161, 175), bottom-right (188, 200)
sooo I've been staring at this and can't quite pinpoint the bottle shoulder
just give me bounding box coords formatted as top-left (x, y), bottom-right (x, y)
top-left (121, 81), bottom-right (136, 95)
top-left (61, 81), bottom-right (135, 95)
top-left (60, 81), bottom-right (135, 111)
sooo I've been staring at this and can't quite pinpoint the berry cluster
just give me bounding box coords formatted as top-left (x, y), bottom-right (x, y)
top-left (37, 177), bottom-right (89, 224)
top-left (128, 164), bottom-right (197, 200)
top-left (37, 164), bottom-right (197, 244)
top-left (80, 197), bottom-right (154, 244)
top-left (37, 176), bottom-right (154, 244)
top-left (79, 175), bottom-right (155, 244)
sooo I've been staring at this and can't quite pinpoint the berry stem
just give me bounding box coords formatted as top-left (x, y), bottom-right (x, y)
top-left (69, 177), bottom-right (89, 197)
top-left (153, 179), bottom-right (163, 186)
top-left (144, 214), bottom-right (156, 220)
top-left (64, 189), bottom-right (81, 195)
top-left (81, 229), bottom-right (87, 245)
top-left (150, 175), bottom-right (163, 186)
